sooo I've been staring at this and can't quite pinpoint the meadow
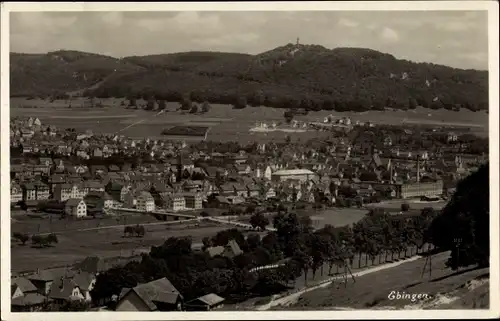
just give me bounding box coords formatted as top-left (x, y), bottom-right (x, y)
top-left (276, 251), bottom-right (489, 310)
top-left (10, 98), bottom-right (489, 142)
top-left (10, 216), bottom-right (238, 273)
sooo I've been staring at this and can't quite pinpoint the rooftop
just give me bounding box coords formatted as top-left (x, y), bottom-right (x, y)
top-left (272, 169), bottom-right (315, 176)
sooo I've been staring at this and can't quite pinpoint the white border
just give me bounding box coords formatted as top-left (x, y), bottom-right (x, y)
top-left (1, 2), bottom-right (499, 320)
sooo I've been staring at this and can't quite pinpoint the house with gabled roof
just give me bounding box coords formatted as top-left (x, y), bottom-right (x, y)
top-left (65, 198), bottom-right (87, 218)
top-left (115, 277), bottom-right (183, 312)
top-left (48, 277), bottom-right (85, 304)
top-left (185, 293), bottom-right (225, 311)
top-left (206, 239), bottom-right (243, 259)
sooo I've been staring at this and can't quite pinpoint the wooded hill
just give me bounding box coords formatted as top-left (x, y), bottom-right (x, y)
top-left (10, 44), bottom-right (489, 112)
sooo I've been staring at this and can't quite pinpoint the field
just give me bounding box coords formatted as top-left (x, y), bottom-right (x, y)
top-left (11, 213), bottom-right (253, 273)
top-left (10, 98), bottom-right (489, 142)
top-left (367, 199), bottom-right (448, 211)
top-left (275, 251), bottom-right (489, 310)
top-left (298, 208), bottom-right (370, 228)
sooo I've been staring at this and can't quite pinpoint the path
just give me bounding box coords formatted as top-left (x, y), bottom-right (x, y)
top-left (37, 218), bottom-right (198, 236)
top-left (255, 255), bottom-right (423, 310)
top-left (116, 109), bottom-right (165, 134)
top-left (205, 216), bottom-right (277, 232)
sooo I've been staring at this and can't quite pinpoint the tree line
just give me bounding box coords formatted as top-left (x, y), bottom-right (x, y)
top-left (13, 232), bottom-right (59, 248)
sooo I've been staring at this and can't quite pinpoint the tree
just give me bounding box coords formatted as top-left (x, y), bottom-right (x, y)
top-left (293, 249), bottom-right (313, 286)
top-left (212, 229), bottom-right (245, 248)
top-left (47, 233), bottom-right (59, 245)
top-left (284, 110), bottom-right (294, 124)
top-left (124, 225), bottom-right (134, 237)
top-left (14, 233), bottom-right (30, 245)
top-left (427, 164), bottom-right (489, 269)
top-left (245, 205), bottom-right (256, 214)
top-left (31, 235), bottom-right (42, 248)
top-left (158, 99), bottom-right (167, 111)
top-left (129, 97), bottom-right (137, 107)
top-left (20, 201), bottom-right (28, 211)
top-left (202, 236), bottom-right (212, 251)
top-left (233, 96), bottom-right (247, 109)
top-left (250, 212), bottom-right (269, 231)
top-left (201, 101), bottom-right (211, 113)
top-left (246, 233), bottom-right (262, 251)
top-left (189, 104), bottom-right (199, 114)
top-left (135, 225), bottom-right (146, 237)
top-left (181, 94), bottom-right (192, 110)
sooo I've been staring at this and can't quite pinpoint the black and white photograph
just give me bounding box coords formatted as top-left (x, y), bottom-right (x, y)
top-left (1, 2), bottom-right (498, 320)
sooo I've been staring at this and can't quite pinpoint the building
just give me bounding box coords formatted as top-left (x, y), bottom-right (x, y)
top-left (48, 277), bottom-right (85, 304)
top-left (115, 277), bottom-right (183, 312)
top-left (185, 293), bottom-right (225, 311)
top-left (65, 199), bottom-right (87, 218)
top-left (54, 184), bottom-right (89, 202)
top-left (11, 290), bottom-right (47, 312)
top-left (164, 194), bottom-right (186, 212)
top-left (28, 270), bottom-right (56, 295)
top-left (206, 240), bottom-right (243, 259)
top-left (21, 183), bottom-right (37, 201)
top-left (264, 166), bottom-right (273, 180)
top-left (33, 181), bottom-right (50, 200)
top-left (84, 191), bottom-right (116, 210)
top-left (397, 179), bottom-right (444, 199)
top-left (11, 184), bottom-right (23, 205)
top-left (271, 169), bottom-right (315, 183)
top-left (184, 192), bottom-right (203, 210)
top-left (71, 271), bottom-right (97, 302)
top-left (136, 191), bottom-right (155, 212)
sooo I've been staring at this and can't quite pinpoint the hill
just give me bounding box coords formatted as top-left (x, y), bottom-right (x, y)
top-left (10, 50), bottom-right (145, 97)
top-left (10, 45), bottom-right (489, 112)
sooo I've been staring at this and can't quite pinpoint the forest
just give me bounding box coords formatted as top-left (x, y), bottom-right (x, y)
top-left (10, 46), bottom-right (488, 112)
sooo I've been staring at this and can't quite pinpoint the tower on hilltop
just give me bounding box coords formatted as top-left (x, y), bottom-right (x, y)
top-left (296, 37), bottom-right (300, 46)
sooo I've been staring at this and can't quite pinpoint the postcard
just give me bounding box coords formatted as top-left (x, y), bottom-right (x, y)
top-left (1, 1), bottom-right (498, 320)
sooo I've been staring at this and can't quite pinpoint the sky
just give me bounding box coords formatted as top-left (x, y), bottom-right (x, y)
top-left (9, 10), bottom-right (489, 70)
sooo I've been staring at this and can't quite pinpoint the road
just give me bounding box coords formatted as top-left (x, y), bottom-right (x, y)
top-left (37, 218), bottom-right (199, 236)
top-left (205, 216), bottom-right (277, 232)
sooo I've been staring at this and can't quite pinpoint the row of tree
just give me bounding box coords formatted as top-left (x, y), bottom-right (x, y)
top-left (13, 232), bottom-right (59, 248)
top-left (123, 224), bottom-right (146, 237)
top-left (125, 95), bottom-right (212, 114)
top-left (90, 206), bottom-right (438, 306)
top-left (90, 86), bottom-right (489, 114)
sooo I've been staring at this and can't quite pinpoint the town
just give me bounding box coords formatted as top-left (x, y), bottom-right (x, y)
top-left (5, 7), bottom-right (493, 315)
top-left (9, 110), bottom-right (489, 312)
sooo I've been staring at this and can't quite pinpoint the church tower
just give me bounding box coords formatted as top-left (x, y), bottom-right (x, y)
top-left (296, 37), bottom-right (300, 46)
top-left (176, 152), bottom-right (183, 182)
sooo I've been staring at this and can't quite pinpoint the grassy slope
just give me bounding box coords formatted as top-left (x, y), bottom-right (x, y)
top-left (276, 251), bottom-right (489, 310)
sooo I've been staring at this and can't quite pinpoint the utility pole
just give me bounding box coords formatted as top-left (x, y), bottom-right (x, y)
top-left (453, 237), bottom-right (462, 271)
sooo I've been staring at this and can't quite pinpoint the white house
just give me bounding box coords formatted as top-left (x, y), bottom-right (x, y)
top-left (136, 191), bottom-right (155, 212)
top-left (65, 199), bottom-right (87, 218)
top-left (11, 184), bottom-right (23, 205)
top-left (264, 166), bottom-right (272, 180)
top-left (163, 194), bottom-right (186, 212)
